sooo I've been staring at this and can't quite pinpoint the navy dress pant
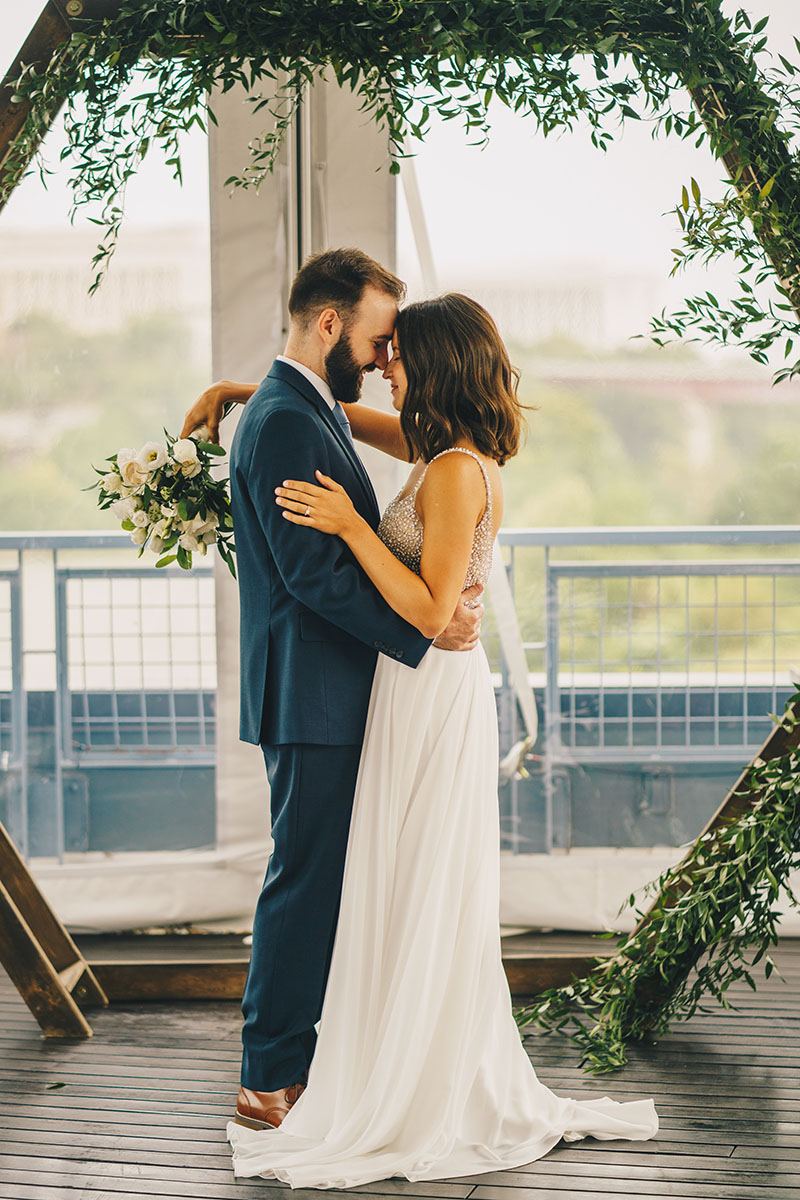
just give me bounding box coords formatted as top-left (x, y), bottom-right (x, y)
top-left (240, 741), bottom-right (362, 1092)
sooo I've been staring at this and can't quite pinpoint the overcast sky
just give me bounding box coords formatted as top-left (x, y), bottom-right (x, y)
top-left (1, 1), bottom-right (796, 307)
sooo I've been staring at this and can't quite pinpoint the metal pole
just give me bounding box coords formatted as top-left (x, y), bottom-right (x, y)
top-left (543, 546), bottom-right (558, 854)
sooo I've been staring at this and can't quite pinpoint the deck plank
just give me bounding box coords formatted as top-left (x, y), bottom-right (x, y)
top-left (1, 933), bottom-right (798, 1200)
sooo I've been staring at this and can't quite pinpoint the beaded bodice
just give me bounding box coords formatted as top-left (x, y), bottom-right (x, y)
top-left (377, 448), bottom-right (494, 589)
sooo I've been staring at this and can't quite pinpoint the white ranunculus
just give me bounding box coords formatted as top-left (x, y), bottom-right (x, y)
top-left (131, 510), bottom-right (150, 528)
top-left (101, 471), bottom-right (123, 494)
top-left (130, 527), bottom-right (149, 545)
top-left (148, 535), bottom-right (166, 555)
top-left (179, 532), bottom-right (200, 552)
top-left (136, 441), bottom-right (168, 473)
top-left (111, 497), bottom-right (137, 521)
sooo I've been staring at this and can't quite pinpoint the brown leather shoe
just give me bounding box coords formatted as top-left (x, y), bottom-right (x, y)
top-left (234, 1082), bottom-right (306, 1130)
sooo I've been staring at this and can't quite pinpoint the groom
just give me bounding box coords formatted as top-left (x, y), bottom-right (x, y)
top-left (223, 248), bottom-right (483, 1130)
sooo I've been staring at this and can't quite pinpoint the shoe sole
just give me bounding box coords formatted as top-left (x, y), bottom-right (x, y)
top-left (233, 1112), bottom-right (280, 1130)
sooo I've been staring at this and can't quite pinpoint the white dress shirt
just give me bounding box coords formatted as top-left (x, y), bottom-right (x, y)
top-left (276, 354), bottom-right (336, 411)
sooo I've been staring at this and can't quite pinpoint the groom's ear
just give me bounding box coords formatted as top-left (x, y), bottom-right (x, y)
top-left (317, 307), bottom-right (343, 347)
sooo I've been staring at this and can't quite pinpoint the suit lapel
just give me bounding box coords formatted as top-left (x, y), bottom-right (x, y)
top-left (267, 360), bottom-right (381, 523)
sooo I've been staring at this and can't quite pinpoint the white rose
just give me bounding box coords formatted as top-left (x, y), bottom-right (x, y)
top-left (179, 532), bottom-right (200, 552)
top-left (117, 447), bottom-right (147, 489)
top-left (130, 527), bottom-right (148, 545)
top-left (136, 441), bottom-right (168, 473)
top-left (148, 535), bottom-right (166, 555)
top-left (110, 497), bottom-right (137, 521)
top-left (185, 511), bottom-right (218, 536)
top-left (101, 472), bottom-right (123, 494)
top-left (132, 510), bottom-right (150, 528)
top-left (172, 438), bottom-right (202, 478)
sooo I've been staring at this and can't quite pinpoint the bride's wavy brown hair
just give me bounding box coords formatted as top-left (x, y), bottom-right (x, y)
top-left (394, 293), bottom-right (526, 465)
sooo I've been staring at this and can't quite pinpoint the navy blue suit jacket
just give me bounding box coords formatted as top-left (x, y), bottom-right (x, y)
top-left (230, 359), bottom-right (431, 746)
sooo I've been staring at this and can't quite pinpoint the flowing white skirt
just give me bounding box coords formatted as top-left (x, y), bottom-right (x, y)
top-left (228, 645), bottom-right (657, 1188)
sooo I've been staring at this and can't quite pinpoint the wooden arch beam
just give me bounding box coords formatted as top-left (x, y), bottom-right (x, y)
top-left (0, 0), bottom-right (117, 203)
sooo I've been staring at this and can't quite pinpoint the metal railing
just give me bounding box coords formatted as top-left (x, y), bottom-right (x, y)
top-left (0, 534), bottom-right (215, 859)
top-left (57, 567), bottom-right (216, 767)
top-left (2, 528), bottom-right (799, 860)
top-left (493, 527), bottom-right (800, 852)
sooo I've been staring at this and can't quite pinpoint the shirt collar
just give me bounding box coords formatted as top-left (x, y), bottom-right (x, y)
top-left (276, 354), bottom-right (336, 410)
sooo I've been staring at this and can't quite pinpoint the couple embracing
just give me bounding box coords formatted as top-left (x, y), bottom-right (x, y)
top-left (183, 248), bottom-right (657, 1189)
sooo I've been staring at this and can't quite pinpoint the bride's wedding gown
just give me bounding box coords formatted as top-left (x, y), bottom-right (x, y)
top-left (227, 449), bottom-right (658, 1188)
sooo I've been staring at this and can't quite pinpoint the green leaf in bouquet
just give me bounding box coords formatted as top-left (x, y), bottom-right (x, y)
top-left (176, 545), bottom-right (191, 570)
top-left (198, 442), bottom-right (227, 456)
top-left (176, 500), bottom-right (189, 521)
top-left (121, 519), bottom-right (135, 531)
top-left (155, 554), bottom-right (178, 568)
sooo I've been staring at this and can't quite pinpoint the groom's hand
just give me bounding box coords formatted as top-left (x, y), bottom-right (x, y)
top-left (433, 585), bottom-right (484, 652)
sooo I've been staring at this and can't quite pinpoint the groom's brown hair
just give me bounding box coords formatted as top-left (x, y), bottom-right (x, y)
top-left (289, 248), bottom-right (405, 328)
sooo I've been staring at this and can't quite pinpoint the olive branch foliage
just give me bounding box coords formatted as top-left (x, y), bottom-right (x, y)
top-left (3, 1), bottom-right (800, 379)
top-left (515, 693), bottom-right (800, 1073)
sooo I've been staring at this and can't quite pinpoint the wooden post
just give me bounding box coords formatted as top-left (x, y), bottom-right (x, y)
top-left (0, 820), bottom-right (108, 1036)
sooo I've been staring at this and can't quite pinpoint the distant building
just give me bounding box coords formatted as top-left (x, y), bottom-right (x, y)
top-left (448, 272), bottom-right (661, 350)
top-left (0, 225), bottom-right (211, 353)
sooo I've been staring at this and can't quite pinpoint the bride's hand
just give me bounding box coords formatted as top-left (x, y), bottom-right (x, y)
top-left (276, 471), bottom-right (359, 537)
top-left (180, 382), bottom-right (229, 443)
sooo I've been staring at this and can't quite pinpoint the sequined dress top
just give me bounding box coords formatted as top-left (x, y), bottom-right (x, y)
top-left (377, 447), bottom-right (494, 588)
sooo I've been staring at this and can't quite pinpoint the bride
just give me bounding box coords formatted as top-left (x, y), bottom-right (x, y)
top-left (195, 293), bottom-right (657, 1188)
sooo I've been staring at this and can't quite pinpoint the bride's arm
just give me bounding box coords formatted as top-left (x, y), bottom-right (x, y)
top-left (340, 403), bottom-right (409, 460)
top-left (180, 380), bottom-right (256, 442)
top-left (181, 380), bottom-right (409, 460)
top-left (276, 455), bottom-right (484, 639)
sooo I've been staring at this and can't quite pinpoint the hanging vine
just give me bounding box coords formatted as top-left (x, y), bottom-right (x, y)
top-left (2, 1), bottom-right (800, 378)
top-left (516, 694), bottom-right (800, 1073)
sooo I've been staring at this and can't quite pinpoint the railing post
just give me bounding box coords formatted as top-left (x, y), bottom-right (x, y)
top-left (543, 546), bottom-right (559, 855)
top-left (8, 563), bottom-right (27, 859)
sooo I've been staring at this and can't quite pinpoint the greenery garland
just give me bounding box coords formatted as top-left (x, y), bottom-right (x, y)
top-left (515, 693), bottom-right (800, 1073)
top-left (3, 1), bottom-right (800, 379)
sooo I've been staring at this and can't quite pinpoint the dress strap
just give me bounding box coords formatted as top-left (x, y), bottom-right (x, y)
top-left (426, 448), bottom-right (492, 522)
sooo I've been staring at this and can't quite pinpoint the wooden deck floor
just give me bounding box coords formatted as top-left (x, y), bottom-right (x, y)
top-left (1, 933), bottom-right (798, 1200)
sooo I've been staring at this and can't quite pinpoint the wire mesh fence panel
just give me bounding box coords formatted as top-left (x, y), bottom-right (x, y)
top-left (549, 562), bottom-right (800, 760)
top-left (58, 568), bottom-right (216, 762)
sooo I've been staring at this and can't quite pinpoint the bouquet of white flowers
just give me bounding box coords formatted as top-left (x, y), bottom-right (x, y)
top-left (92, 427), bottom-right (236, 576)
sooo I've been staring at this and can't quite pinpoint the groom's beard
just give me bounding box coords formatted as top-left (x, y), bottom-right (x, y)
top-left (325, 332), bottom-right (372, 405)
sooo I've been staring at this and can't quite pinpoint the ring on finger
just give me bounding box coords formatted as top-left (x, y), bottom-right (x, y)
top-left (305, 504), bottom-right (311, 517)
